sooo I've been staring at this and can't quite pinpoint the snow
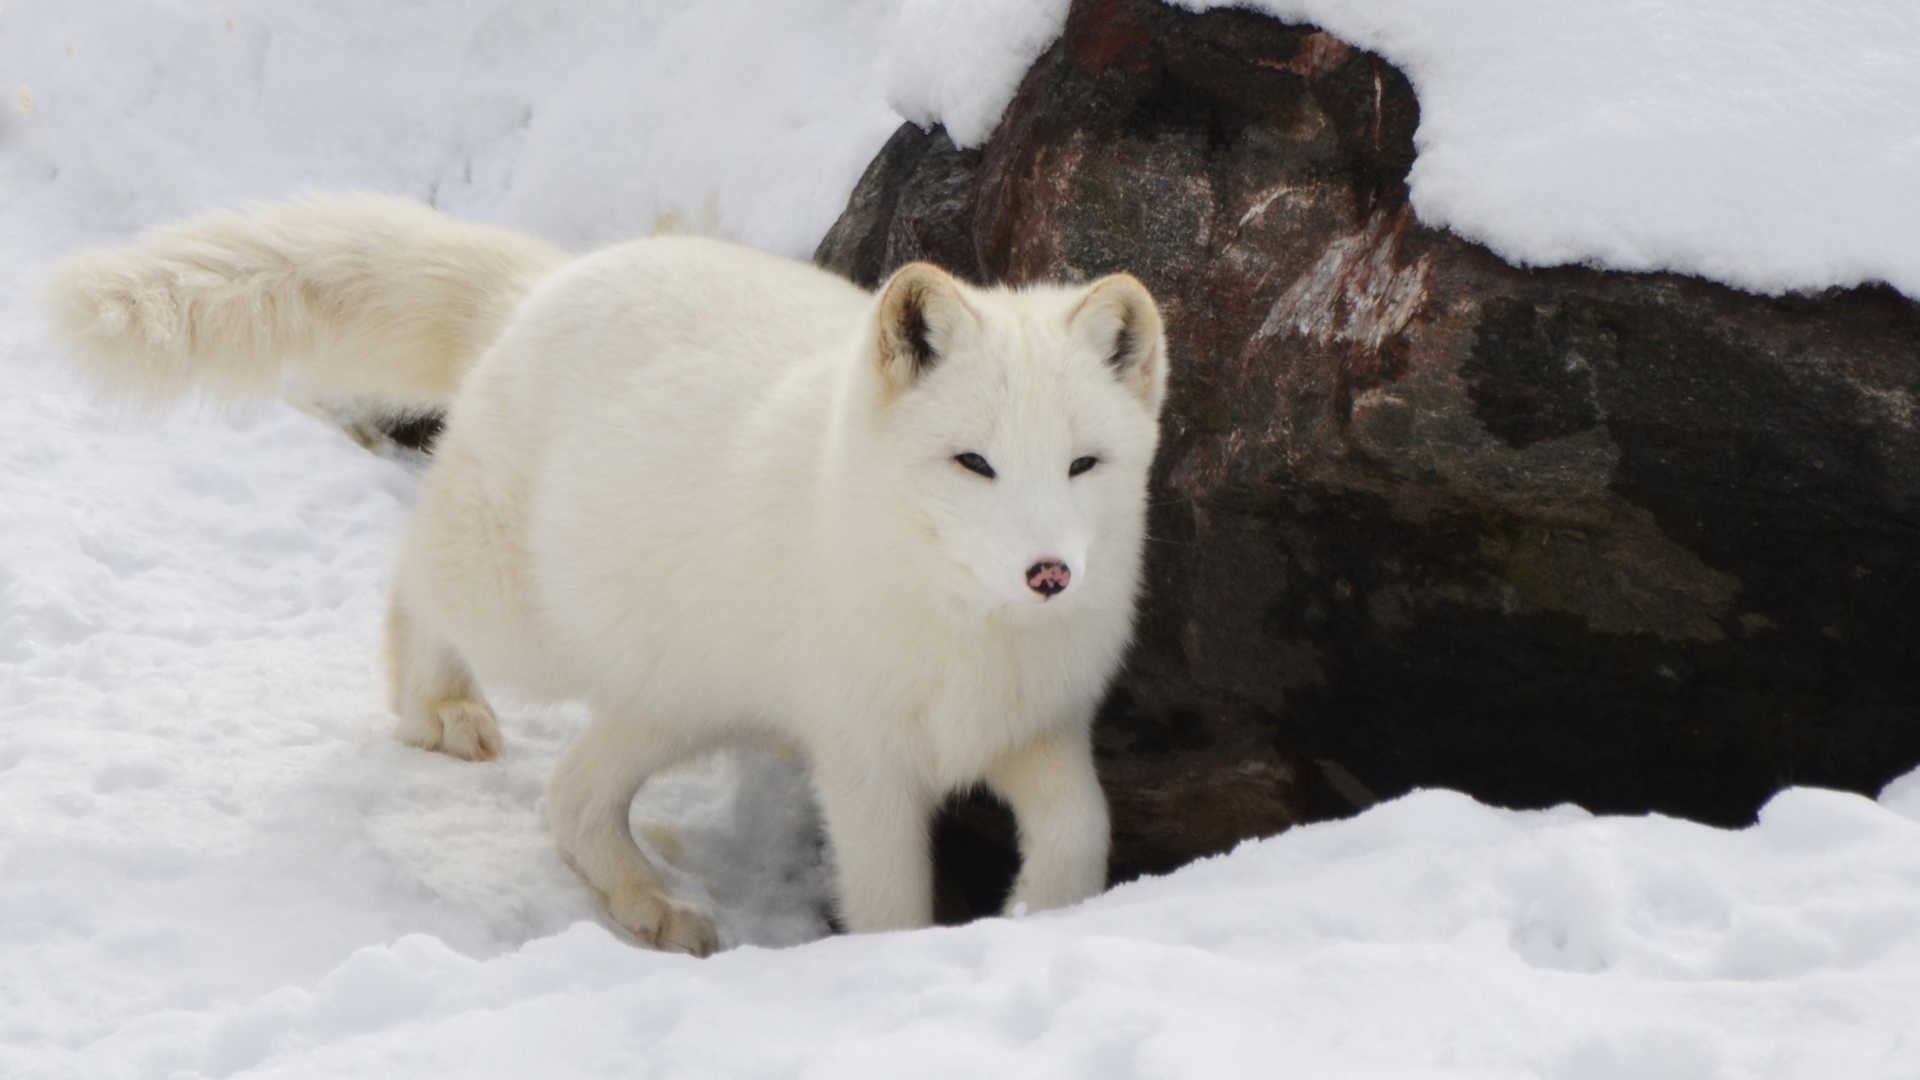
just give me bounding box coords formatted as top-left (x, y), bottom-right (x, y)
top-left (12, 778), bottom-right (1920, 1077)
top-left (882, 0), bottom-right (1071, 148)
top-left (1, 0), bottom-right (901, 259)
top-left (5, 2), bottom-right (1920, 1078)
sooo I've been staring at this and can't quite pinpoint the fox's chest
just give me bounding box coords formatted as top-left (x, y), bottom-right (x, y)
top-left (906, 621), bottom-right (1119, 789)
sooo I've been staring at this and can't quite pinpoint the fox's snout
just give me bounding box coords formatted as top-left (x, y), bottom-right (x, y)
top-left (1026, 559), bottom-right (1072, 599)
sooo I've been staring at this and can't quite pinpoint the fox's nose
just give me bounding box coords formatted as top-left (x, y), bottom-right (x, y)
top-left (1026, 559), bottom-right (1071, 598)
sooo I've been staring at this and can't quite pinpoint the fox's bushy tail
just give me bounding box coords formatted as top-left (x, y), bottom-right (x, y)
top-left (47, 194), bottom-right (567, 410)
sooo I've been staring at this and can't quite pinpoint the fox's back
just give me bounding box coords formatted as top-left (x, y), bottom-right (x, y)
top-left (425, 235), bottom-right (872, 705)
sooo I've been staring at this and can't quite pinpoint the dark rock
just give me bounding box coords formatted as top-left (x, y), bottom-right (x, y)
top-left (818, 0), bottom-right (1920, 911)
top-left (814, 123), bottom-right (985, 288)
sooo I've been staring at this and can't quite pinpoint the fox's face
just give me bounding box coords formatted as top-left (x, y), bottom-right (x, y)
top-left (866, 264), bottom-right (1168, 615)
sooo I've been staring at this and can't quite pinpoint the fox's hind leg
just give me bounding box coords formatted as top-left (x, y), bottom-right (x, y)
top-left (384, 588), bottom-right (502, 761)
top-left (548, 708), bottom-right (718, 955)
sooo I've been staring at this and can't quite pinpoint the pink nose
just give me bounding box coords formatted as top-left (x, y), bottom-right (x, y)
top-left (1026, 560), bottom-right (1071, 598)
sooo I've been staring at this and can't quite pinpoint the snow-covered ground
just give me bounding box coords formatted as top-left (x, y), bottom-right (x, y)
top-left (5, 2), bottom-right (1920, 1077)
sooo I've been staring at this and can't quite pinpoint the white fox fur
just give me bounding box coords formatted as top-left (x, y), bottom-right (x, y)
top-left (49, 195), bottom-right (1169, 955)
top-left (49, 194), bottom-right (566, 409)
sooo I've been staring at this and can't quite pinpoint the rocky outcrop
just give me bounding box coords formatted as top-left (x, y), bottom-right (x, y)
top-left (821, 0), bottom-right (1920, 902)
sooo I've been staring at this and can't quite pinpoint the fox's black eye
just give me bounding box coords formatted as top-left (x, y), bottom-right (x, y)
top-left (1069, 455), bottom-right (1099, 478)
top-left (954, 452), bottom-right (996, 479)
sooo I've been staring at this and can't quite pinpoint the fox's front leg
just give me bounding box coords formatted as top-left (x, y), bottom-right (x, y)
top-left (988, 725), bottom-right (1111, 914)
top-left (812, 752), bottom-right (935, 932)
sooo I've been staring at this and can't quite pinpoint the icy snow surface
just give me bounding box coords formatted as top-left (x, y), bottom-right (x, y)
top-left (5, 2), bottom-right (1920, 1078)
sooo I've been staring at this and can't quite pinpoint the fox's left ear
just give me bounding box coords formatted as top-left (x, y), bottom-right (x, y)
top-left (1069, 273), bottom-right (1168, 414)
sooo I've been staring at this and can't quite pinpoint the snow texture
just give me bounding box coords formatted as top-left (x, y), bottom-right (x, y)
top-left (5, 2), bottom-right (1920, 1078)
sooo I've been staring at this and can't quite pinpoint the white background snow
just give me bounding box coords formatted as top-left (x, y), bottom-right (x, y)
top-left (4, 1), bottom-right (1919, 1077)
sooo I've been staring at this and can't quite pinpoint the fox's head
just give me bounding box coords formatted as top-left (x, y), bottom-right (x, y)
top-left (854, 261), bottom-right (1169, 616)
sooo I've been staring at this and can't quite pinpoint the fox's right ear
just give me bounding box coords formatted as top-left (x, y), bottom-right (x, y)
top-left (1069, 273), bottom-right (1168, 415)
top-left (873, 262), bottom-right (974, 395)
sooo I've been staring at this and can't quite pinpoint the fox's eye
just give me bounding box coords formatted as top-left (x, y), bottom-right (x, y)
top-left (953, 452), bottom-right (996, 479)
top-left (1069, 455), bottom-right (1099, 478)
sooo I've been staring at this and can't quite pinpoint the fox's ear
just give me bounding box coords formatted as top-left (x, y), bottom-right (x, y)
top-left (873, 262), bottom-right (974, 395)
top-left (1070, 273), bottom-right (1167, 414)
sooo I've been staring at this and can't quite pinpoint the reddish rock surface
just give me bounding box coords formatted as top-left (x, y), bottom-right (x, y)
top-left (817, 0), bottom-right (1920, 903)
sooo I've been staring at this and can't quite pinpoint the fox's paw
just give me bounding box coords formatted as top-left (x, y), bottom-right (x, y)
top-left (398, 698), bottom-right (502, 761)
top-left (608, 884), bottom-right (718, 957)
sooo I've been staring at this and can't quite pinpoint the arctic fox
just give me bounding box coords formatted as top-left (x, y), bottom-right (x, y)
top-left (48, 194), bottom-right (1169, 955)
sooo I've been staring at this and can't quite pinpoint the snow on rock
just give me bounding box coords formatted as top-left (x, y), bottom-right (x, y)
top-left (881, 0), bottom-right (1920, 299)
top-left (1162, 1), bottom-right (1920, 298)
top-left (882, 0), bottom-right (1072, 148)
